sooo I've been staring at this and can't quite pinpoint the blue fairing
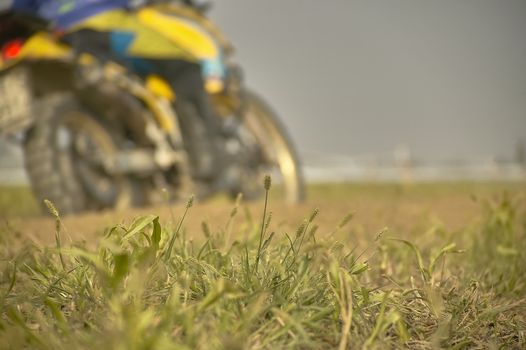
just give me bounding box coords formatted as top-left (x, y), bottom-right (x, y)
top-left (12, 0), bottom-right (129, 28)
top-left (109, 30), bottom-right (154, 74)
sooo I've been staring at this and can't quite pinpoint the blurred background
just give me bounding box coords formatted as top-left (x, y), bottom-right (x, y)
top-left (1, 0), bottom-right (525, 183)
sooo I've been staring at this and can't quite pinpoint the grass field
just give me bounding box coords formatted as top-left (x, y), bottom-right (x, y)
top-left (0, 181), bottom-right (525, 349)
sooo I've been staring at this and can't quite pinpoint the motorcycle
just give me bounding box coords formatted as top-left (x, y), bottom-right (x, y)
top-left (0, 2), bottom-right (305, 214)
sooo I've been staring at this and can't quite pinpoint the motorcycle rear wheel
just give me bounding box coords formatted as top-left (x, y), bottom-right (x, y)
top-left (239, 90), bottom-right (305, 203)
top-left (24, 94), bottom-right (132, 215)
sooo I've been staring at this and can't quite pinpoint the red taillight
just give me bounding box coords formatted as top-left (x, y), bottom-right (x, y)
top-left (2, 39), bottom-right (24, 60)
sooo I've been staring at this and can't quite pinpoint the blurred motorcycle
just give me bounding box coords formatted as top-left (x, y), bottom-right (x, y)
top-left (0, 3), bottom-right (304, 214)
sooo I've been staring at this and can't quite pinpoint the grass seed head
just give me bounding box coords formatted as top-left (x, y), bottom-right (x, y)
top-left (44, 199), bottom-right (59, 218)
top-left (264, 175), bottom-right (272, 190)
top-left (230, 206), bottom-right (238, 218)
top-left (186, 195), bottom-right (195, 209)
top-left (235, 192), bottom-right (243, 205)
top-left (338, 212), bottom-right (354, 229)
top-left (201, 221), bottom-right (211, 238)
top-left (375, 227), bottom-right (388, 241)
top-left (309, 208), bottom-right (320, 223)
top-left (296, 221), bottom-right (307, 238)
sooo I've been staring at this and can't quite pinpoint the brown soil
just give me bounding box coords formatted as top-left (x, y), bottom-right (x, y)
top-left (3, 182), bottom-right (524, 247)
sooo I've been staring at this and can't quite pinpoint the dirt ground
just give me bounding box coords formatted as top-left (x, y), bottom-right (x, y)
top-left (2, 182), bottom-right (524, 248)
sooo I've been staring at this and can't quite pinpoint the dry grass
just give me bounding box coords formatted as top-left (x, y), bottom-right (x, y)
top-left (0, 181), bottom-right (525, 349)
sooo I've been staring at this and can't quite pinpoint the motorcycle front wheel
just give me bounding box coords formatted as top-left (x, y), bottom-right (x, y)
top-left (238, 90), bottom-right (305, 203)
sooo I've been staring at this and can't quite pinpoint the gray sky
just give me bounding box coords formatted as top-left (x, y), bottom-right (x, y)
top-left (210, 0), bottom-right (526, 162)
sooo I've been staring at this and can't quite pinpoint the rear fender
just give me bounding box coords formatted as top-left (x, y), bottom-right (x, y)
top-left (19, 33), bottom-right (71, 60)
top-left (0, 32), bottom-right (71, 71)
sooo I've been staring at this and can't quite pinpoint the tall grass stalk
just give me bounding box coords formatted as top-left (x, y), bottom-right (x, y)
top-left (44, 199), bottom-right (66, 271)
top-left (165, 195), bottom-right (194, 261)
top-left (254, 175), bottom-right (271, 273)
